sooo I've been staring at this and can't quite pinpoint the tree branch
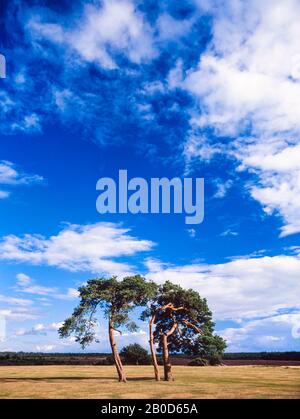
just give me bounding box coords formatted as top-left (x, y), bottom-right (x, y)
top-left (165, 321), bottom-right (178, 337)
top-left (181, 319), bottom-right (202, 334)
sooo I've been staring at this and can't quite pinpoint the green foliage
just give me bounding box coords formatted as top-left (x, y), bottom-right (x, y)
top-left (142, 281), bottom-right (226, 359)
top-left (188, 357), bottom-right (209, 366)
top-left (188, 334), bottom-right (227, 359)
top-left (58, 275), bottom-right (157, 348)
top-left (58, 275), bottom-right (225, 362)
top-left (120, 344), bottom-right (151, 365)
top-left (208, 354), bottom-right (223, 366)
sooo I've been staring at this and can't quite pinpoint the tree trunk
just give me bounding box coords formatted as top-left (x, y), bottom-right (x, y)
top-left (151, 305), bottom-right (181, 382)
top-left (162, 333), bottom-right (172, 381)
top-left (149, 314), bottom-right (160, 381)
top-left (108, 320), bottom-right (127, 382)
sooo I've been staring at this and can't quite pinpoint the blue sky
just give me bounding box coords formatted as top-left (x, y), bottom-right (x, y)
top-left (0, 0), bottom-right (300, 353)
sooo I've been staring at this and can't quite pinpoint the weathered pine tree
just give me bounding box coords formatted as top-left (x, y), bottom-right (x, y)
top-left (59, 275), bottom-right (156, 382)
top-left (143, 281), bottom-right (225, 381)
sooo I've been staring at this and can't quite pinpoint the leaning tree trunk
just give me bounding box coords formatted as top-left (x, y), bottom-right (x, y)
top-left (161, 333), bottom-right (172, 381)
top-left (161, 321), bottom-right (178, 381)
top-left (108, 319), bottom-right (127, 383)
top-left (149, 313), bottom-right (160, 381)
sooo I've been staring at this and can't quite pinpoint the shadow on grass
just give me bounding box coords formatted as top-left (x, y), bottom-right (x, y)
top-left (0, 376), bottom-right (155, 382)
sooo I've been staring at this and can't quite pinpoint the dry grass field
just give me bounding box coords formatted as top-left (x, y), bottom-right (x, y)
top-left (0, 365), bottom-right (299, 399)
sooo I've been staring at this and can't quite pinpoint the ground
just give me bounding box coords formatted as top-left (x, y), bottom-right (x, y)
top-left (0, 365), bottom-right (299, 399)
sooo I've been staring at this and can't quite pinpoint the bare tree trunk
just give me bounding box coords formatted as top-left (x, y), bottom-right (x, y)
top-left (149, 313), bottom-right (160, 381)
top-left (162, 333), bottom-right (172, 381)
top-left (108, 319), bottom-right (127, 383)
top-left (161, 321), bottom-right (178, 381)
top-left (151, 304), bottom-right (183, 382)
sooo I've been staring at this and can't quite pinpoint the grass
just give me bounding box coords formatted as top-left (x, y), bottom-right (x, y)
top-left (0, 365), bottom-right (299, 399)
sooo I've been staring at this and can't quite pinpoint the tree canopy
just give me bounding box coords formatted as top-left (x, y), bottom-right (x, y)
top-left (120, 343), bottom-right (151, 365)
top-left (59, 275), bottom-right (157, 346)
top-left (59, 275), bottom-right (157, 382)
top-left (141, 281), bottom-right (226, 380)
top-left (59, 276), bottom-right (225, 383)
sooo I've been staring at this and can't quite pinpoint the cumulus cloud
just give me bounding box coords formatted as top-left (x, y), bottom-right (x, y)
top-left (15, 322), bottom-right (63, 337)
top-left (0, 161), bottom-right (43, 185)
top-left (5, 324), bottom-right (149, 353)
top-left (213, 179), bottom-right (233, 199)
top-left (0, 161), bottom-right (43, 199)
top-left (20, 285), bottom-right (79, 301)
top-left (0, 308), bottom-right (38, 321)
top-left (181, 0), bottom-right (300, 236)
top-left (0, 160), bottom-right (43, 187)
top-left (1, 0), bottom-right (195, 151)
top-left (15, 273), bottom-right (79, 301)
top-left (1, 1), bottom-right (157, 141)
top-left (16, 273), bottom-right (31, 286)
top-left (0, 223), bottom-right (153, 275)
top-left (145, 254), bottom-right (300, 321)
top-left (27, 0), bottom-right (157, 70)
top-left (0, 294), bottom-right (33, 307)
top-left (219, 313), bottom-right (300, 352)
top-left (157, 13), bottom-right (195, 42)
top-left (36, 344), bottom-right (56, 352)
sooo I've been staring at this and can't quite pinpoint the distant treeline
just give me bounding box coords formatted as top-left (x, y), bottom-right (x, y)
top-left (0, 352), bottom-right (107, 358)
top-left (0, 352), bottom-right (109, 366)
top-left (1, 351), bottom-right (300, 366)
top-left (223, 352), bottom-right (300, 361)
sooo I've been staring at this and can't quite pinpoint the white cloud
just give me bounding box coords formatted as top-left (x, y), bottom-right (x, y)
top-left (11, 114), bottom-right (41, 132)
top-left (8, 321), bottom-right (148, 353)
top-left (157, 13), bottom-right (194, 42)
top-left (219, 313), bottom-right (300, 352)
top-left (28, 0), bottom-right (157, 70)
top-left (214, 179), bottom-right (233, 199)
top-left (0, 316), bottom-right (6, 342)
top-left (183, 133), bottom-right (222, 168)
top-left (220, 229), bottom-right (238, 237)
top-left (121, 330), bottom-right (147, 337)
top-left (187, 228), bottom-right (196, 238)
top-left (0, 161), bottom-right (43, 199)
top-left (145, 254), bottom-right (300, 321)
top-left (167, 59), bottom-right (184, 90)
top-left (0, 308), bottom-right (38, 321)
top-left (0, 190), bottom-right (10, 199)
top-left (15, 273), bottom-right (79, 301)
top-left (15, 322), bottom-right (63, 337)
top-left (34, 323), bottom-right (45, 331)
top-left (49, 322), bottom-right (63, 330)
top-left (63, 288), bottom-right (79, 299)
top-left (36, 344), bottom-right (55, 352)
top-left (16, 273), bottom-right (32, 286)
top-left (0, 222), bottom-right (153, 275)
top-left (181, 0), bottom-right (300, 236)
top-left (0, 160), bottom-right (43, 186)
top-left (250, 170), bottom-right (300, 237)
top-left (19, 284), bottom-right (59, 297)
top-left (0, 294), bottom-right (33, 307)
